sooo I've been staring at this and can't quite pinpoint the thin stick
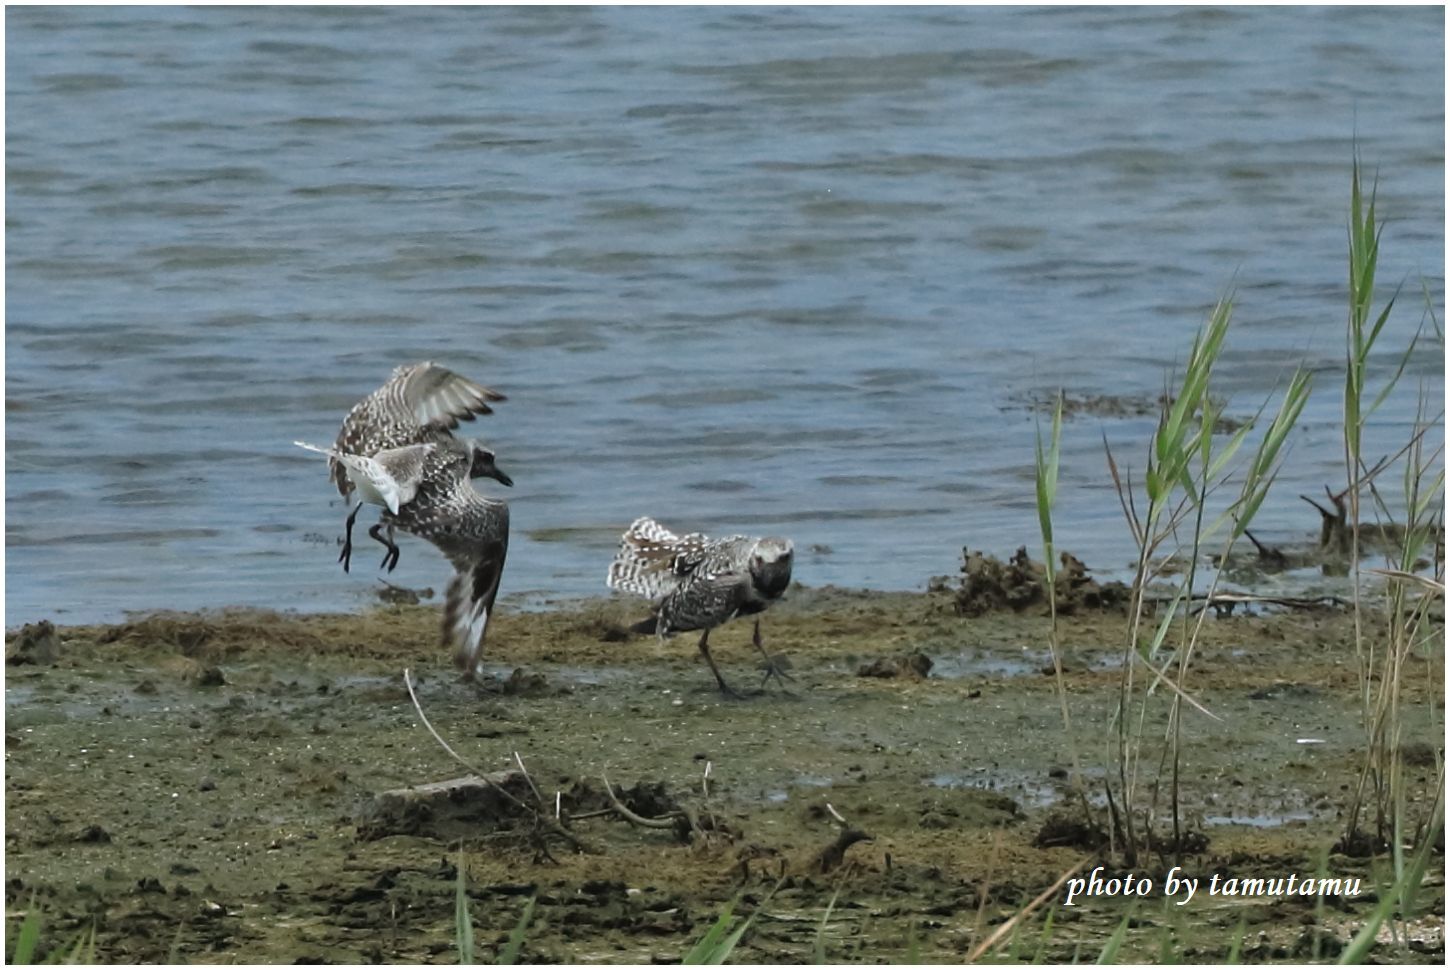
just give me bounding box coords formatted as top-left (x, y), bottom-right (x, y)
top-left (825, 802), bottom-right (848, 826)
top-left (702, 760), bottom-right (712, 798)
top-left (514, 751), bottom-right (544, 805)
top-left (568, 808), bottom-right (618, 821)
top-left (404, 669), bottom-right (503, 783)
top-left (403, 668), bottom-right (595, 854)
top-left (600, 773), bottom-right (680, 830)
top-left (965, 855), bottom-right (1093, 963)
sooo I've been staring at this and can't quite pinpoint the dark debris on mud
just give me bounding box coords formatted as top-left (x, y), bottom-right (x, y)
top-left (956, 546), bottom-right (1130, 618)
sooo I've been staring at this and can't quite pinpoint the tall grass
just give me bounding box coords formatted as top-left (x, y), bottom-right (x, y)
top-left (1336, 157), bottom-right (1446, 863)
top-left (1034, 392), bottom-right (1095, 823)
top-left (1100, 292), bottom-right (1312, 862)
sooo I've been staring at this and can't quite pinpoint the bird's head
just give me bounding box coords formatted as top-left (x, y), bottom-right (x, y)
top-left (749, 538), bottom-right (794, 598)
top-left (467, 441), bottom-right (513, 487)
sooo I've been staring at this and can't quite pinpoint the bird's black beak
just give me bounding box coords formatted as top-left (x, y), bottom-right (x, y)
top-left (469, 447), bottom-right (514, 487)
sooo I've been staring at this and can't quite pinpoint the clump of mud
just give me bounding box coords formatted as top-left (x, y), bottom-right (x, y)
top-left (857, 650), bottom-right (933, 679)
top-left (6, 619), bottom-right (60, 665)
top-left (1033, 811), bottom-right (1108, 850)
top-left (955, 547), bottom-right (1129, 617)
top-left (92, 609), bottom-right (326, 661)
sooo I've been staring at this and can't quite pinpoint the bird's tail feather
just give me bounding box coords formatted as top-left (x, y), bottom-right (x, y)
top-left (607, 516), bottom-right (684, 598)
top-left (294, 440), bottom-right (337, 459)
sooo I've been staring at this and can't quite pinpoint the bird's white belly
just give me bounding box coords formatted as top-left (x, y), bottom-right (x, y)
top-left (348, 471), bottom-right (390, 509)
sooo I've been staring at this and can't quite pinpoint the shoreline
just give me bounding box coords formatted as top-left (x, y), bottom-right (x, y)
top-left (6, 586), bottom-right (1444, 962)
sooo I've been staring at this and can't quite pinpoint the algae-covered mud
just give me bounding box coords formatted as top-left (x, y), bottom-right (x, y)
top-left (5, 583), bottom-right (1444, 963)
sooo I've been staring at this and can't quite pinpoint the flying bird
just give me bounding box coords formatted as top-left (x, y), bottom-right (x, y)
top-left (305, 361), bottom-right (511, 573)
top-left (297, 361), bottom-right (513, 676)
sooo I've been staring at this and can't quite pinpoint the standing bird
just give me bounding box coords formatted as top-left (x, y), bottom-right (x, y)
top-left (312, 362), bottom-right (512, 573)
top-left (607, 516), bottom-right (794, 697)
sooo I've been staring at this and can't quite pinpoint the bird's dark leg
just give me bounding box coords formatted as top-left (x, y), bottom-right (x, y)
top-left (697, 629), bottom-right (743, 699)
top-left (369, 522), bottom-right (400, 573)
top-left (339, 502), bottom-right (363, 573)
top-left (752, 618), bottom-right (795, 689)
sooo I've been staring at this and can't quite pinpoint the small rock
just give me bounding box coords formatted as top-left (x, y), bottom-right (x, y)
top-left (75, 824), bottom-right (112, 844)
top-left (198, 778), bottom-right (217, 792)
top-left (136, 876), bottom-right (166, 894)
top-left (135, 680), bottom-right (158, 696)
top-left (193, 666), bottom-right (226, 688)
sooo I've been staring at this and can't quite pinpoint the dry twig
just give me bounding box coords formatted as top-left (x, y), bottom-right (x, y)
top-left (599, 773), bottom-right (683, 830)
top-left (402, 668), bottom-right (596, 854)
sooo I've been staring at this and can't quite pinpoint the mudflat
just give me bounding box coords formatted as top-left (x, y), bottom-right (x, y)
top-left (5, 585), bottom-right (1443, 963)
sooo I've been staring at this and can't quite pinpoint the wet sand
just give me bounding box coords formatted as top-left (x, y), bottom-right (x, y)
top-left (4, 585), bottom-right (1443, 963)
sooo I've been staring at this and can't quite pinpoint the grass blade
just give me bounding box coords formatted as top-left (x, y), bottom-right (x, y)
top-left (497, 896), bottom-right (535, 966)
top-left (1225, 913), bottom-right (1248, 963)
top-left (1095, 909), bottom-right (1132, 964)
top-left (455, 851), bottom-right (475, 965)
top-left (9, 901), bottom-right (42, 964)
top-left (812, 881), bottom-right (844, 964)
top-left (682, 897), bottom-right (739, 964)
top-left (62, 924), bottom-right (97, 964)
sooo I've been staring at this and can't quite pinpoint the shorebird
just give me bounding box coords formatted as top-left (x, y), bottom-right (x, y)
top-left (378, 440), bottom-right (511, 678)
top-left (293, 439), bottom-right (436, 517)
top-left (305, 362), bottom-right (512, 573)
top-left (607, 516), bottom-right (794, 697)
top-left (296, 362), bottom-right (513, 677)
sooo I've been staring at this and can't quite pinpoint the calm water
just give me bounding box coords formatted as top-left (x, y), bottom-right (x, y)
top-left (6, 6), bottom-right (1444, 625)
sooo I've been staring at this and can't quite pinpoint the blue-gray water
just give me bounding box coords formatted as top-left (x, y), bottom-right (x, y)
top-left (6, 6), bottom-right (1444, 626)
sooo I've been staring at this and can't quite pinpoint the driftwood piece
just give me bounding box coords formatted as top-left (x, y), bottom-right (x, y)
top-left (356, 771), bottom-right (535, 841)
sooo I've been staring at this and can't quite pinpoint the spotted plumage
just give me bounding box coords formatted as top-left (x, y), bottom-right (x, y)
top-left (607, 517), bottom-right (794, 695)
top-left (327, 361), bottom-right (506, 499)
top-left (380, 443), bottom-right (510, 679)
top-left (298, 362), bottom-right (513, 676)
top-left (303, 361), bottom-right (511, 574)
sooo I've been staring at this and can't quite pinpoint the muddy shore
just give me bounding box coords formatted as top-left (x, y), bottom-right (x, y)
top-left (5, 584), bottom-right (1443, 963)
